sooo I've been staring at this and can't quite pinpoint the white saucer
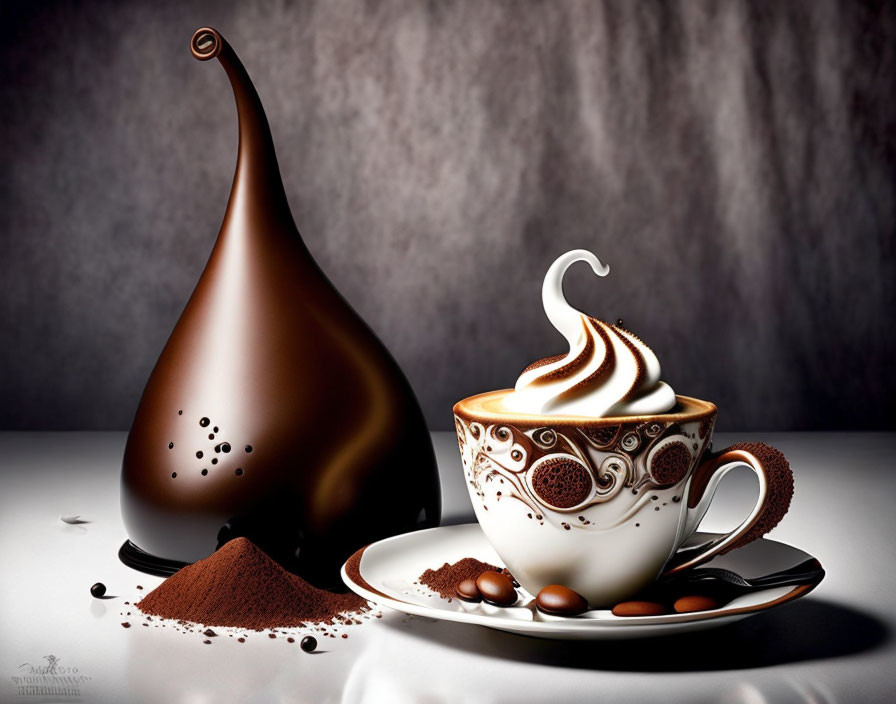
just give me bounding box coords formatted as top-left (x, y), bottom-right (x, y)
top-left (341, 523), bottom-right (823, 640)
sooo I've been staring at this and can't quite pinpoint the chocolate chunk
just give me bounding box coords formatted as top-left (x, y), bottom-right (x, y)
top-left (300, 635), bottom-right (317, 652)
top-left (536, 585), bottom-right (589, 616)
top-left (611, 601), bottom-right (667, 617)
top-left (90, 582), bottom-right (106, 598)
top-left (203, 628), bottom-right (217, 637)
top-left (121, 622), bottom-right (131, 628)
top-left (476, 571), bottom-right (517, 606)
top-left (673, 595), bottom-right (719, 613)
top-left (455, 578), bottom-right (481, 602)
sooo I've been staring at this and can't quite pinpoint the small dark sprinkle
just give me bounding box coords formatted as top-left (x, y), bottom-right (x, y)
top-left (209, 434), bottom-right (215, 440)
top-left (636, 523), bottom-right (640, 527)
top-left (142, 623), bottom-right (149, 627)
top-left (203, 629), bottom-right (217, 637)
top-left (201, 469), bottom-right (208, 476)
top-left (287, 637), bottom-right (295, 643)
top-left (245, 445), bottom-right (253, 453)
top-left (237, 637), bottom-right (245, 643)
top-left (652, 496), bottom-right (658, 501)
top-left (235, 468), bottom-right (243, 476)
top-left (300, 636), bottom-right (317, 652)
top-left (203, 640), bottom-right (212, 645)
top-left (168, 442), bottom-right (174, 449)
top-left (655, 507), bottom-right (660, 511)
top-left (178, 410), bottom-right (183, 415)
top-left (221, 443), bottom-right (231, 453)
top-left (200, 417), bottom-right (210, 427)
top-left (341, 634), bottom-right (348, 639)
top-left (211, 458), bottom-right (218, 465)
top-left (90, 582), bottom-right (106, 598)
top-left (213, 426), bottom-right (219, 433)
top-left (136, 585), bottom-right (143, 590)
top-left (171, 472), bottom-right (177, 478)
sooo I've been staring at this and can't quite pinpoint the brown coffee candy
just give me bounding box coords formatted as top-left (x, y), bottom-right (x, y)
top-left (536, 585), bottom-right (589, 616)
top-left (455, 578), bottom-right (481, 602)
top-left (673, 595), bottom-right (719, 613)
top-left (476, 571), bottom-right (517, 606)
top-left (611, 601), bottom-right (667, 617)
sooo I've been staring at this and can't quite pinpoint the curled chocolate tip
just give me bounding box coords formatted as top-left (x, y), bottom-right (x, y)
top-left (191, 27), bottom-right (223, 61)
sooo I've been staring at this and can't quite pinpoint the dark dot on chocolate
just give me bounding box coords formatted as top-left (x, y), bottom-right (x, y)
top-left (171, 472), bottom-right (177, 478)
top-left (301, 636), bottom-right (317, 652)
top-left (245, 445), bottom-right (253, 453)
top-left (201, 469), bottom-right (208, 476)
top-left (235, 468), bottom-right (243, 476)
top-left (178, 410), bottom-right (183, 415)
top-left (199, 417), bottom-right (210, 427)
top-left (211, 458), bottom-right (218, 465)
top-left (90, 582), bottom-right (106, 598)
top-left (196, 451), bottom-right (203, 459)
top-left (578, 516), bottom-right (585, 521)
top-left (221, 443), bottom-right (231, 453)
top-left (168, 442), bottom-right (174, 449)
top-left (213, 426), bottom-right (219, 433)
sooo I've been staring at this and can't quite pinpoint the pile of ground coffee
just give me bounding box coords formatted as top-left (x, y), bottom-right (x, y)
top-left (418, 557), bottom-right (502, 599)
top-left (137, 537), bottom-right (368, 629)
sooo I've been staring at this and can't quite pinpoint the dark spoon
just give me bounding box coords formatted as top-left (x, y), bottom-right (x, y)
top-left (657, 558), bottom-right (824, 600)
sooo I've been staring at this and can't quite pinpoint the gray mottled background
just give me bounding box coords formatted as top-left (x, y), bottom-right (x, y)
top-left (2, 0), bottom-right (894, 431)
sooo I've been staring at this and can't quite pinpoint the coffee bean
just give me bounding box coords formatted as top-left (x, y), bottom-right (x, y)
top-left (536, 585), bottom-right (589, 616)
top-left (455, 578), bottom-right (481, 602)
top-left (90, 582), bottom-right (106, 598)
top-left (611, 601), bottom-right (667, 617)
top-left (300, 635), bottom-right (317, 652)
top-left (476, 571), bottom-right (516, 606)
top-left (673, 595), bottom-right (719, 613)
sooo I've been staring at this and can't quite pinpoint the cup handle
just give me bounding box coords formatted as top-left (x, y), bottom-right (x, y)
top-left (664, 442), bottom-right (794, 575)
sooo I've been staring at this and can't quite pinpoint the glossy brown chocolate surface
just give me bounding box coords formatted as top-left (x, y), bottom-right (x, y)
top-left (121, 28), bottom-right (440, 586)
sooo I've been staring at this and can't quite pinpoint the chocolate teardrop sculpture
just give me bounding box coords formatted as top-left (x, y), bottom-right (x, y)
top-left (120, 28), bottom-right (440, 586)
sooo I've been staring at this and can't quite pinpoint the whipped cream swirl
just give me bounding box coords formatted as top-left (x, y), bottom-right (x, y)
top-left (503, 250), bottom-right (676, 418)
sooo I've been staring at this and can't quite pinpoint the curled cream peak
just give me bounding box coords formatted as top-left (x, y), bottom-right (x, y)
top-left (503, 250), bottom-right (676, 418)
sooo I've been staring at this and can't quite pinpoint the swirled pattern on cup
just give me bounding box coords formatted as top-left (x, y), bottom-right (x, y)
top-left (503, 250), bottom-right (676, 417)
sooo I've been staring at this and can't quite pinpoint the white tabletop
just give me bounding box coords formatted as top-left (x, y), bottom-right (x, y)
top-left (1, 431), bottom-right (893, 703)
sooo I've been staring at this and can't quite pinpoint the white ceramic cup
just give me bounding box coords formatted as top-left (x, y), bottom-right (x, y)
top-left (454, 391), bottom-right (793, 607)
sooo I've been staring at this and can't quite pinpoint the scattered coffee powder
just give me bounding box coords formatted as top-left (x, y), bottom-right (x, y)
top-left (418, 557), bottom-right (502, 599)
top-left (137, 537), bottom-right (369, 629)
